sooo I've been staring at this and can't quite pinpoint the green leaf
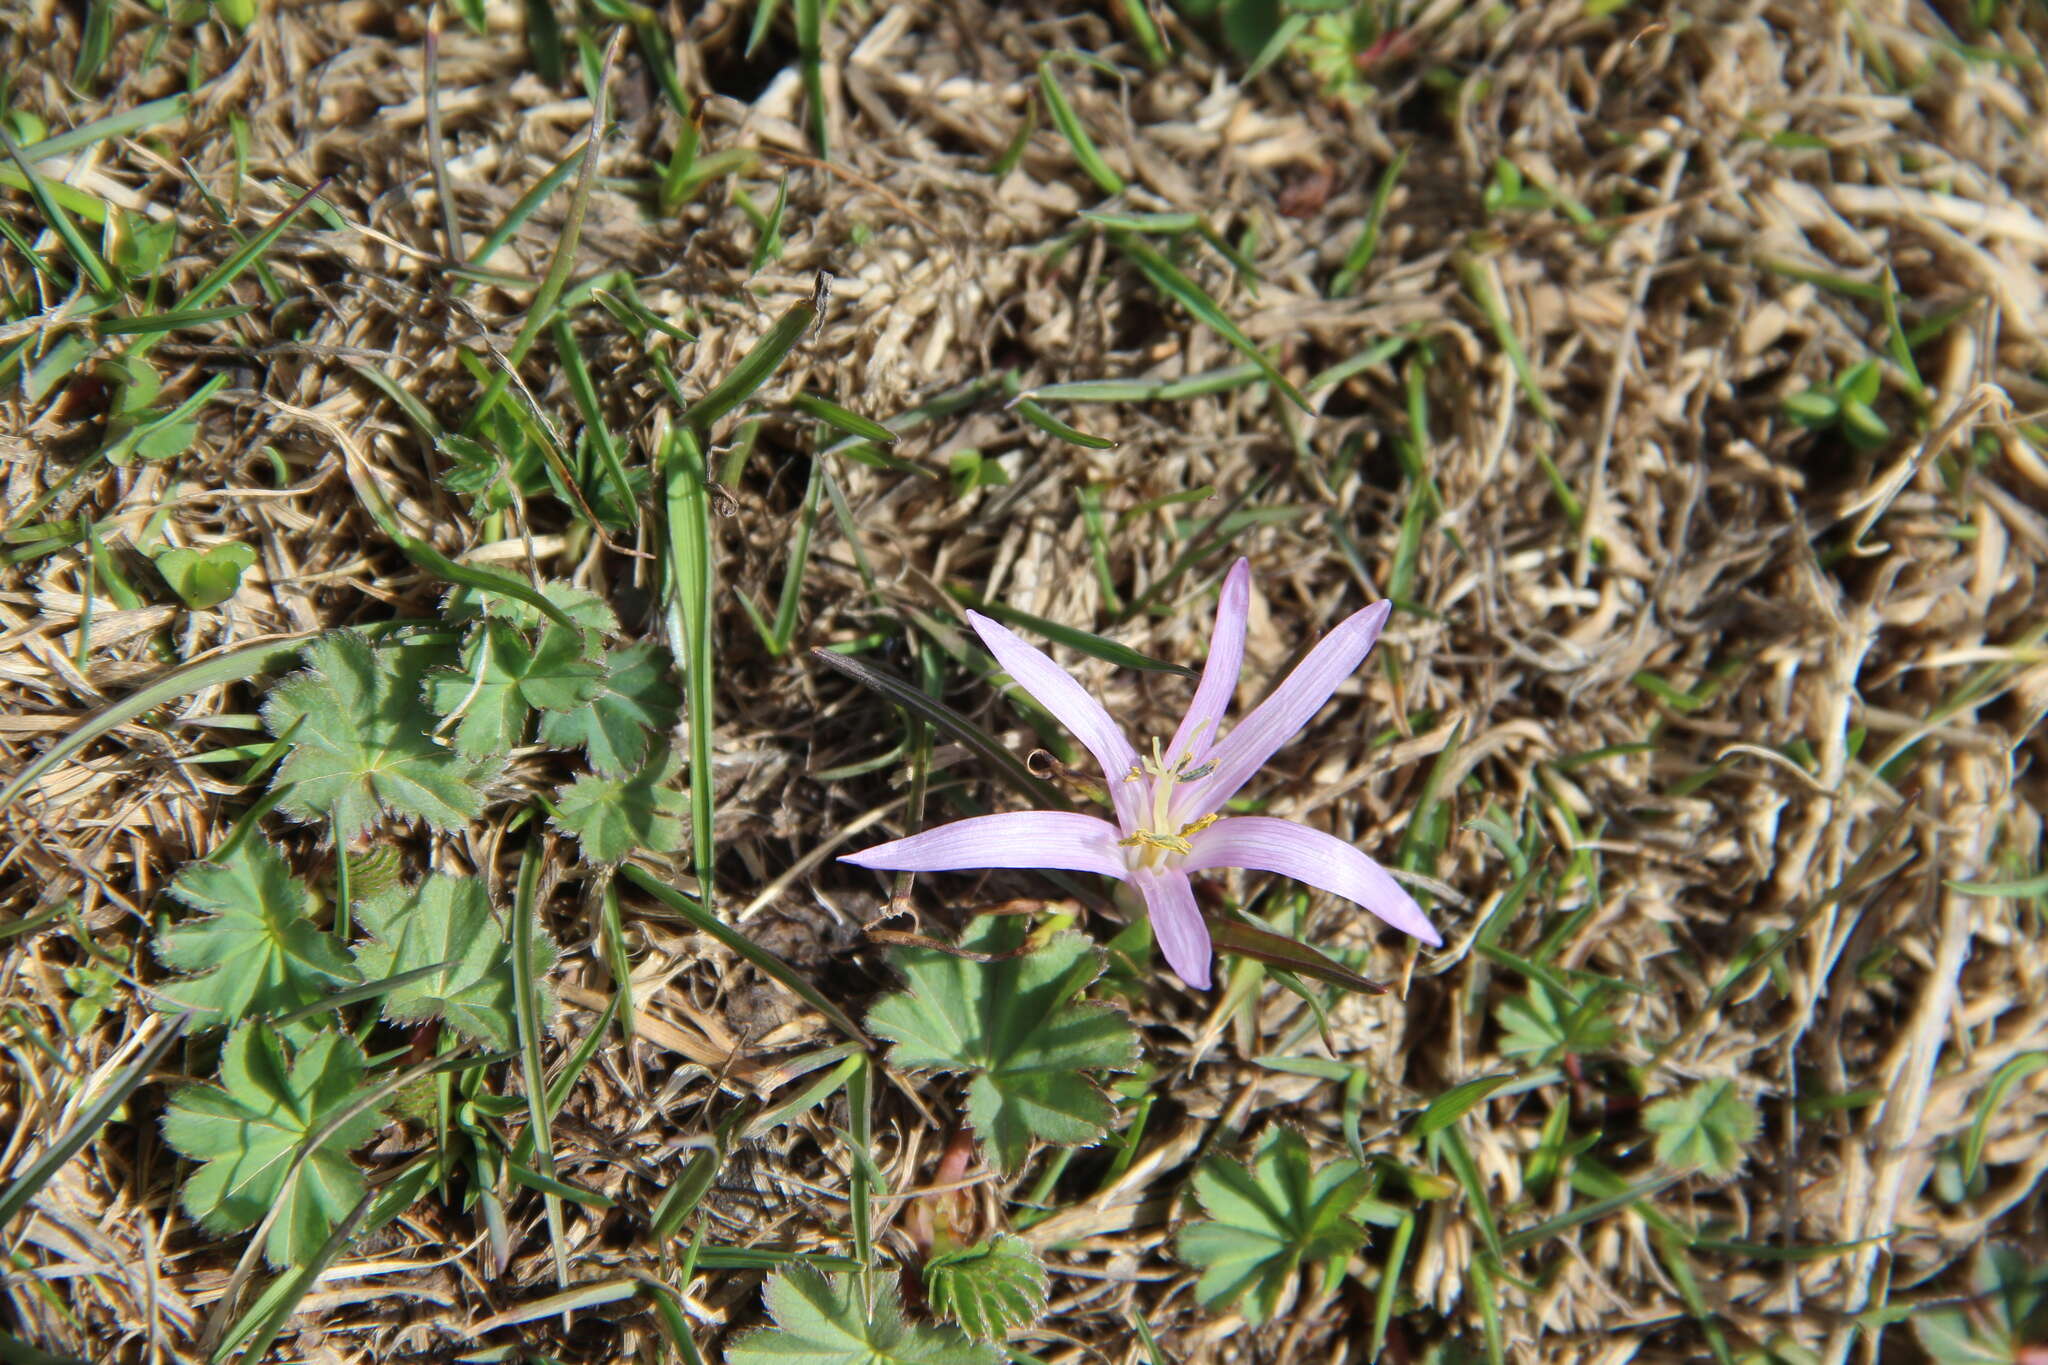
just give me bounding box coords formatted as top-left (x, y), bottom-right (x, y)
top-left (161, 1023), bottom-right (387, 1268)
top-left (154, 840), bottom-right (357, 1029)
top-left (866, 917), bottom-right (1138, 1173)
top-left (1178, 1127), bottom-right (1372, 1326)
top-left (351, 875), bottom-right (555, 1050)
top-left (262, 632), bottom-right (503, 841)
top-left (924, 1234), bottom-right (1048, 1342)
top-left (1414, 1072), bottom-right (1515, 1137)
top-left (727, 1266), bottom-right (998, 1365)
top-left (454, 579), bottom-right (618, 640)
top-left (552, 744), bottom-right (689, 864)
top-left (1644, 1078), bottom-right (1760, 1177)
top-left (426, 622), bottom-right (604, 757)
top-left (536, 641), bottom-right (680, 776)
top-left (1912, 1244), bottom-right (2048, 1365)
top-left (1495, 982), bottom-right (1618, 1062)
top-left (154, 542), bottom-right (257, 610)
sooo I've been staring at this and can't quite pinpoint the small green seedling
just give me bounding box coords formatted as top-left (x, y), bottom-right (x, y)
top-left (154, 542), bottom-right (256, 610)
top-left (1782, 358), bottom-right (1891, 449)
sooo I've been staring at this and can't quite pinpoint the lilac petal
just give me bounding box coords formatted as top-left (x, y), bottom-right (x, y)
top-left (1129, 866), bottom-right (1211, 989)
top-left (966, 610), bottom-right (1142, 826)
top-left (1178, 598), bottom-right (1392, 818)
top-left (841, 812), bottom-right (1130, 879)
top-left (1167, 558), bottom-right (1250, 768)
top-left (1184, 815), bottom-right (1441, 946)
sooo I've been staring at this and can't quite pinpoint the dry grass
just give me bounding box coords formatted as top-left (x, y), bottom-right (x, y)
top-left (3, 1), bottom-right (2046, 1362)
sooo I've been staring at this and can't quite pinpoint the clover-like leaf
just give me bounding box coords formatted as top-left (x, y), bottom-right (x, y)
top-left (262, 631), bottom-right (503, 841)
top-left (161, 1022), bottom-right (388, 1268)
top-left (155, 542), bottom-right (256, 610)
top-left (1177, 1127), bottom-right (1374, 1326)
top-left (1644, 1078), bottom-right (1760, 1177)
top-left (867, 917), bottom-right (1139, 1173)
top-left (154, 839), bottom-right (357, 1029)
top-left (536, 641), bottom-right (679, 776)
top-left (1495, 981), bottom-right (1619, 1062)
top-left (551, 744), bottom-right (689, 864)
top-left (425, 622), bottom-right (604, 757)
top-left (727, 1266), bottom-right (998, 1365)
top-left (351, 874), bottom-right (554, 1050)
top-left (925, 1234), bottom-right (1048, 1342)
top-left (1912, 1244), bottom-right (2048, 1365)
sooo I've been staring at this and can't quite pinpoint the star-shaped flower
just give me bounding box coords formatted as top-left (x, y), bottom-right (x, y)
top-left (843, 560), bottom-right (1441, 988)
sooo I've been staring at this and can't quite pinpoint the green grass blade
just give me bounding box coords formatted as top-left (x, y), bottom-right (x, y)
top-left (847, 1055), bottom-right (875, 1272)
top-left (747, 0), bottom-right (784, 56)
top-left (0, 128), bottom-right (114, 294)
top-left (949, 592), bottom-right (1193, 676)
top-left (0, 1014), bottom-right (189, 1229)
top-left (795, 0), bottom-right (828, 155)
top-left (619, 864), bottom-right (869, 1044)
top-left (791, 392), bottom-right (896, 442)
top-left (809, 648), bottom-right (1067, 811)
top-left (130, 180), bottom-right (327, 360)
top-left (464, 140), bottom-right (586, 280)
top-left (0, 633), bottom-right (330, 814)
top-left (680, 296), bottom-right (817, 434)
top-left (1038, 57), bottom-right (1125, 195)
top-left (1333, 147), bottom-right (1409, 296)
top-left (1013, 396), bottom-right (1118, 448)
top-left (1114, 233), bottom-right (1308, 410)
top-left (513, 841), bottom-right (569, 1288)
top-left (768, 455), bottom-right (827, 653)
top-left (466, 33), bottom-right (615, 425)
top-left (661, 425), bottom-right (717, 899)
top-left (17, 94), bottom-right (191, 163)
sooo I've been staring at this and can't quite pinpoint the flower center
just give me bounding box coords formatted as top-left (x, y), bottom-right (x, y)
top-left (1116, 736), bottom-right (1218, 871)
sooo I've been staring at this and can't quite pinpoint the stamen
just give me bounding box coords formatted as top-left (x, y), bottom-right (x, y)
top-left (1117, 829), bottom-right (1193, 856)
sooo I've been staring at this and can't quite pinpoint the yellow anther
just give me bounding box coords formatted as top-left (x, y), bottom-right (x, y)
top-left (1117, 829), bottom-right (1193, 856)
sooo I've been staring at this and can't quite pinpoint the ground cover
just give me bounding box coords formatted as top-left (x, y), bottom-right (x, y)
top-left (1, 2), bottom-right (2045, 1362)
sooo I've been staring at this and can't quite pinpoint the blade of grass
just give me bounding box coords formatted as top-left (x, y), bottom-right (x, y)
top-left (661, 422), bottom-right (718, 902)
top-left (1027, 363), bottom-right (1264, 404)
top-left (513, 841), bottom-right (569, 1288)
top-left (1369, 1211), bottom-right (1414, 1361)
top-left (680, 294), bottom-right (817, 434)
top-left (809, 648), bottom-right (1067, 811)
top-left (463, 140), bottom-right (586, 282)
top-left (0, 128), bottom-right (113, 294)
top-left (948, 591), bottom-right (1192, 676)
top-left (1077, 484), bottom-right (1123, 613)
top-left (129, 179), bottom-right (328, 361)
top-left (17, 94), bottom-right (192, 163)
top-left (0, 632), bottom-right (339, 813)
top-left (795, 0), bottom-right (828, 155)
top-left (1012, 396), bottom-right (1117, 448)
top-left (848, 1054), bottom-right (875, 1275)
top-left (1332, 147), bottom-right (1408, 297)
top-left (1113, 233), bottom-right (1308, 410)
top-left (0, 1013), bottom-right (190, 1229)
top-left (466, 30), bottom-right (618, 427)
top-left (619, 864), bottom-right (868, 1044)
top-left (278, 402), bottom-right (582, 632)
top-left (1038, 57), bottom-right (1124, 196)
top-left (791, 392), bottom-right (895, 442)
top-left (767, 454), bottom-right (826, 653)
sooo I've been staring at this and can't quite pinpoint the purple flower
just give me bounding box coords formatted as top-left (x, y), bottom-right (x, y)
top-left (841, 560), bottom-right (1441, 988)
